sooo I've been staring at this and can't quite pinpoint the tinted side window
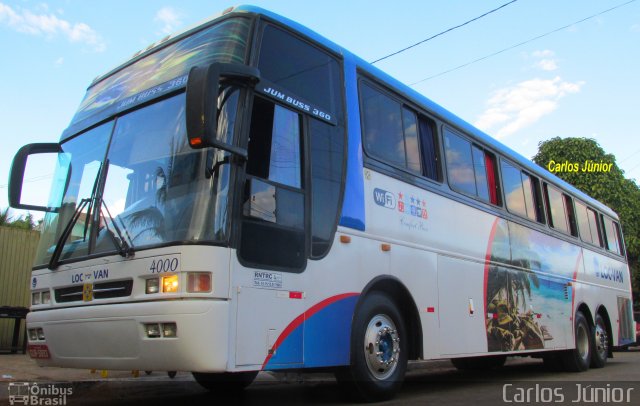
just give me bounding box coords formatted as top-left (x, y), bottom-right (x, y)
top-left (587, 207), bottom-right (602, 247)
top-left (603, 216), bottom-right (622, 255)
top-left (444, 129), bottom-right (499, 205)
top-left (501, 160), bottom-right (527, 218)
top-left (521, 174), bottom-right (538, 222)
top-left (361, 83), bottom-right (405, 168)
top-left (258, 25), bottom-right (342, 123)
top-left (309, 119), bottom-right (345, 258)
top-left (444, 129), bottom-right (475, 196)
top-left (575, 201), bottom-right (594, 244)
top-left (403, 108), bottom-right (421, 174)
top-left (544, 184), bottom-right (569, 234)
top-left (419, 117), bottom-right (440, 181)
top-left (472, 146), bottom-right (489, 201)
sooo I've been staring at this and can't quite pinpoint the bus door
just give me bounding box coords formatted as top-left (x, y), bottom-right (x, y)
top-left (233, 95), bottom-right (307, 368)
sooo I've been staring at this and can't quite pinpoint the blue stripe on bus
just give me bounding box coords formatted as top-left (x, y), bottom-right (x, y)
top-left (338, 57), bottom-right (365, 231)
top-left (263, 293), bottom-right (359, 370)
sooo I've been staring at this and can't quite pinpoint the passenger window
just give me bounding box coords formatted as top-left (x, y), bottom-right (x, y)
top-left (361, 83), bottom-right (405, 168)
top-left (521, 174), bottom-right (538, 222)
top-left (501, 160), bottom-right (527, 218)
top-left (603, 216), bottom-right (622, 255)
top-left (445, 129), bottom-right (498, 205)
top-left (575, 201), bottom-right (602, 246)
top-left (544, 184), bottom-right (570, 234)
top-left (500, 160), bottom-right (540, 222)
top-left (587, 207), bottom-right (602, 246)
top-left (444, 130), bottom-right (475, 195)
top-left (403, 108), bottom-right (421, 174)
top-left (419, 117), bottom-right (440, 181)
top-left (472, 146), bottom-right (489, 201)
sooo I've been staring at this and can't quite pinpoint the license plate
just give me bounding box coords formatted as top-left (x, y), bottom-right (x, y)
top-left (28, 344), bottom-right (51, 359)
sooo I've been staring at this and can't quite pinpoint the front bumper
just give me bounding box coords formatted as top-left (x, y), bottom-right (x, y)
top-left (26, 299), bottom-right (229, 372)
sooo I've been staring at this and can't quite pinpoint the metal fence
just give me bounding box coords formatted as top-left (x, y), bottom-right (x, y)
top-left (0, 226), bottom-right (39, 349)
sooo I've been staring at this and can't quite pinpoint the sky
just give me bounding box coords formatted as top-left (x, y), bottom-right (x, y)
top-left (1, 0), bottom-right (639, 219)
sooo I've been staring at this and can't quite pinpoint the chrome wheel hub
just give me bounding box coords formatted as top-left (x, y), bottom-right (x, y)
top-left (595, 321), bottom-right (608, 359)
top-left (364, 314), bottom-right (400, 380)
top-left (576, 323), bottom-right (590, 362)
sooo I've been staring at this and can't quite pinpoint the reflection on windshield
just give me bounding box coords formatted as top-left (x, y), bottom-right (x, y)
top-left (35, 93), bottom-right (234, 267)
top-left (35, 123), bottom-right (112, 265)
top-left (97, 94), bottom-right (206, 252)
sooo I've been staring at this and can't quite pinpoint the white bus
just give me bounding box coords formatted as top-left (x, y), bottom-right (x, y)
top-left (9, 5), bottom-right (635, 401)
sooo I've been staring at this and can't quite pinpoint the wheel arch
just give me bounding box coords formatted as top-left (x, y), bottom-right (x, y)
top-left (356, 275), bottom-right (423, 360)
top-left (595, 304), bottom-right (614, 356)
top-left (576, 302), bottom-right (594, 327)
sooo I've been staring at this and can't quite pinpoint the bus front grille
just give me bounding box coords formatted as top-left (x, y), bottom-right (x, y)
top-left (54, 279), bottom-right (134, 303)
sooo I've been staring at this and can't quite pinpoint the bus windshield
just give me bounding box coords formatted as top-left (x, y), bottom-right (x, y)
top-left (33, 16), bottom-right (252, 267)
top-left (35, 92), bottom-right (235, 267)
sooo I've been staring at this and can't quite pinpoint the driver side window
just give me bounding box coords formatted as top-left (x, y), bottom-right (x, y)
top-left (240, 97), bottom-right (306, 271)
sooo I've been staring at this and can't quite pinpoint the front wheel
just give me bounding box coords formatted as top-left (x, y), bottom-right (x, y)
top-left (335, 291), bottom-right (408, 402)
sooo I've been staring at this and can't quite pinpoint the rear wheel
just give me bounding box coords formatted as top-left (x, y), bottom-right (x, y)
top-left (590, 313), bottom-right (608, 368)
top-left (335, 292), bottom-right (408, 402)
top-left (561, 311), bottom-right (591, 372)
top-left (192, 371), bottom-right (258, 392)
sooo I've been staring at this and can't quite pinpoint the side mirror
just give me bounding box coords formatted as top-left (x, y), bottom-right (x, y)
top-left (186, 62), bottom-right (260, 158)
top-left (9, 143), bottom-right (62, 212)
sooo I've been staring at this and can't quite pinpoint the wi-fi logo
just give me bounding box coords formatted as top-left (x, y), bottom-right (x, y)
top-left (373, 188), bottom-right (396, 209)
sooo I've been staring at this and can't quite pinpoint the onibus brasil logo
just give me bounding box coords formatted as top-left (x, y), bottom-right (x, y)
top-left (8, 382), bottom-right (72, 405)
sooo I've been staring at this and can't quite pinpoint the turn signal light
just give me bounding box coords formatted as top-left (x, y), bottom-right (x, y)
top-left (162, 275), bottom-right (179, 293)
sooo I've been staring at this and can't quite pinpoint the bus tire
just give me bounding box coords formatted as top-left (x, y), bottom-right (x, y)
top-left (451, 355), bottom-right (506, 370)
top-left (336, 291), bottom-right (408, 402)
top-left (192, 371), bottom-right (257, 392)
top-left (561, 311), bottom-right (591, 372)
top-left (590, 313), bottom-right (608, 368)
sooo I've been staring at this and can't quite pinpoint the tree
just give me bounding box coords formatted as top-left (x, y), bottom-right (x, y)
top-left (0, 207), bottom-right (37, 230)
top-left (532, 137), bottom-right (640, 305)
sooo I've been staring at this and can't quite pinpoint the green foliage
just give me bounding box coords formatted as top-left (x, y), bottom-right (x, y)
top-left (0, 207), bottom-right (36, 230)
top-left (532, 137), bottom-right (640, 304)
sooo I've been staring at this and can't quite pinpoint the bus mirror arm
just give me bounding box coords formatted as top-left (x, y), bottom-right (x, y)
top-left (186, 62), bottom-right (260, 157)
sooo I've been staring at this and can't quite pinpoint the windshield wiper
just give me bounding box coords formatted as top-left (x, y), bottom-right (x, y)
top-left (100, 198), bottom-right (135, 258)
top-left (48, 197), bottom-right (92, 269)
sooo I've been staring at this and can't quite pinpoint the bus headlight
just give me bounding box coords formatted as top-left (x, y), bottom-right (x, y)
top-left (42, 290), bottom-right (51, 304)
top-left (144, 323), bottom-right (161, 338)
top-left (162, 275), bottom-right (179, 293)
top-left (187, 272), bottom-right (211, 293)
top-left (145, 278), bottom-right (160, 294)
top-left (162, 323), bottom-right (177, 337)
top-left (32, 292), bottom-right (41, 305)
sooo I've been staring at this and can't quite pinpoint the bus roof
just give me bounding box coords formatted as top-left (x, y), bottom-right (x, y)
top-left (89, 4), bottom-right (619, 219)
